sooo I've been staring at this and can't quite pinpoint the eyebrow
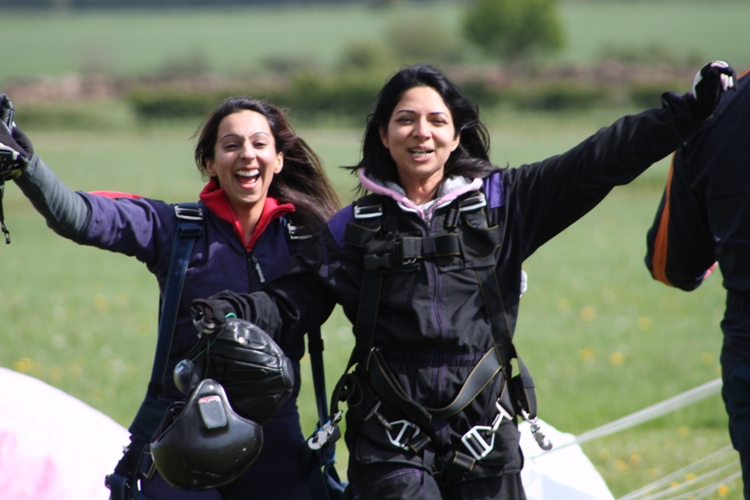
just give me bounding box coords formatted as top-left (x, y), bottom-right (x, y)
top-left (394, 109), bottom-right (449, 117)
top-left (219, 131), bottom-right (271, 141)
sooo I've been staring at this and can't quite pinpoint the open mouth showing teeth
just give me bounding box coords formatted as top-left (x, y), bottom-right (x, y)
top-left (236, 170), bottom-right (260, 178)
top-left (409, 149), bottom-right (433, 158)
top-left (236, 170), bottom-right (260, 180)
top-left (235, 169), bottom-right (260, 187)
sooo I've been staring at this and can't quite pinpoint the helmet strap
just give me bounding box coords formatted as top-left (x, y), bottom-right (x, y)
top-left (0, 180), bottom-right (10, 244)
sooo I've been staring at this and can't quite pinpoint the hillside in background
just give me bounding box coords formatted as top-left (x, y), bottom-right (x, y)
top-left (2, 1), bottom-right (748, 123)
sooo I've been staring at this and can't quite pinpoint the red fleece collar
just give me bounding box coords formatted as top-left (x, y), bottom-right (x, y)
top-left (199, 178), bottom-right (295, 251)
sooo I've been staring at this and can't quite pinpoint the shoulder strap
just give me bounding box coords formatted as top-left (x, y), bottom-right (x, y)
top-left (282, 216), bottom-right (346, 496)
top-left (279, 215), bottom-right (331, 425)
top-left (149, 202), bottom-right (204, 399)
top-left (108, 202), bottom-right (203, 500)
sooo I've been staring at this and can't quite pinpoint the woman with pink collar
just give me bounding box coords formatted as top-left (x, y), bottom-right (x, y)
top-left (194, 62), bottom-right (736, 499)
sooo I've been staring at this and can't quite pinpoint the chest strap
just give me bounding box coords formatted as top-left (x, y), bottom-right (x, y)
top-left (343, 192), bottom-right (498, 271)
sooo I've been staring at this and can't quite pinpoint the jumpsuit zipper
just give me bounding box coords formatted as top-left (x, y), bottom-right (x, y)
top-left (425, 211), bottom-right (449, 437)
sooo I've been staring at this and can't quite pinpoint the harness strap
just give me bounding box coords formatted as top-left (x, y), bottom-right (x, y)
top-left (367, 346), bottom-right (504, 426)
top-left (150, 203), bottom-right (203, 398)
top-left (474, 267), bottom-right (515, 376)
top-left (330, 196), bottom-right (386, 417)
top-left (331, 271), bottom-right (383, 419)
top-left (285, 218), bottom-right (347, 497)
top-left (108, 202), bottom-right (203, 500)
top-left (0, 180), bottom-right (9, 243)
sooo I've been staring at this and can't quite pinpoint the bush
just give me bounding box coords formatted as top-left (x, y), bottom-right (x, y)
top-left (338, 40), bottom-right (395, 73)
top-left (14, 101), bottom-right (133, 130)
top-left (458, 79), bottom-right (504, 108)
top-left (383, 14), bottom-right (469, 66)
top-left (629, 82), bottom-right (679, 109)
top-left (277, 71), bottom-right (384, 121)
top-left (128, 91), bottom-right (220, 120)
top-left (462, 0), bottom-right (565, 62)
top-left (506, 82), bottom-right (609, 111)
top-left (125, 72), bottom-right (384, 123)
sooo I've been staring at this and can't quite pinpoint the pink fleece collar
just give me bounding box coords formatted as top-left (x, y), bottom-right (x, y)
top-left (357, 169), bottom-right (482, 221)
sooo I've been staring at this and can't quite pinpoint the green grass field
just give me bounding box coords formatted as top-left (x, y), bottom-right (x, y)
top-left (0, 0), bottom-right (746, 497)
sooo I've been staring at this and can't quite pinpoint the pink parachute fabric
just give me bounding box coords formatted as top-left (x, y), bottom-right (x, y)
top-left (0, 367), bottom-right (129, 499)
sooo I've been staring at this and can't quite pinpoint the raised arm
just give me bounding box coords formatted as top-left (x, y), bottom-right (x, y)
top-left (0, 94), bottom-right (89, 238)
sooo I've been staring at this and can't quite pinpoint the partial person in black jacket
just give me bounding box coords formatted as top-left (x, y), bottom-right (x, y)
top-left (194, 62), bottom-right (736, 500)
top-left (645, 67), bottom-right (750, 497)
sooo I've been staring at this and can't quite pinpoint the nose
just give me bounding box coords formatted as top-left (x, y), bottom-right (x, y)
top-left (239, 142), bottom-right (256, 160)
top-left (412, 118), bottom-right (431, 140)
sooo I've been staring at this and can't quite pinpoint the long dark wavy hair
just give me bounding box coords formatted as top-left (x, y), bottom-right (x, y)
top-left (195, 97), bottom-right (340, 233)
top-left (352, 64), bottom-right (499, 186)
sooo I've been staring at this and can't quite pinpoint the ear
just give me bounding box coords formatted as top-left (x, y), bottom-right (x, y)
top-left (379, 126), bottom-right (390, 150)
top-left (205, 158), bottom-right (217, 177)
top-left (274, 152), bottom-right (284, 174)
top-left (451, 131), bottom-right (461, 152)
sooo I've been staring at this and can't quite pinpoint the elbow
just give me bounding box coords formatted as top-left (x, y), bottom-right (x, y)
top-left (657, 271), bottom-right (703, 292)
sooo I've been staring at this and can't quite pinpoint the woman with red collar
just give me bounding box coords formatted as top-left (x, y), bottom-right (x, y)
top-left (1, 96), bottom-right (340, 499)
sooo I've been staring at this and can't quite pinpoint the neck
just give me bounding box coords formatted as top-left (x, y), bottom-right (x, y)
top-left (404, 180), bottom-right (440, 206)
top-left (233, 200), bottom-right (265, 244)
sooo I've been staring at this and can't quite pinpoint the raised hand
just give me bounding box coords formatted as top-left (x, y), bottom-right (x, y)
top-left (0, 94), bottom-right (33, 181)
top-left (689, 60), bottom-right (737, 120)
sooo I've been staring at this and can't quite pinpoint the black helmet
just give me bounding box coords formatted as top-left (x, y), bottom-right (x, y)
top-left (174, 317), bottom-right (295, 424)
top-left (150, 378), bottom-right (263, 490)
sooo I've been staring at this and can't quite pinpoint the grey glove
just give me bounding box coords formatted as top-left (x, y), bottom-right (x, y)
top-left (0, 94), bottom-right (33, 181)
top-left (688, 60), bottom-right (737, 120)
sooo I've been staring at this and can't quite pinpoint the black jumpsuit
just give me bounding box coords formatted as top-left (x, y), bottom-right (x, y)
top-left (645, 70), bottom-right (750, 498)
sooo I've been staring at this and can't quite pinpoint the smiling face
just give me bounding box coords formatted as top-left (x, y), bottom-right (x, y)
top-left (205, 109), bottom-right (283, 215)
top-left (380, 85), bottom-right (460, 201)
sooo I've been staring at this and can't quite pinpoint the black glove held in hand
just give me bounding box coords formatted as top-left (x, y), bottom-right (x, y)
top-left (191, 297), bottom-right (237, 335)
top-left (0, 94), bottom-right (33, 181)
top-left (689, 60), bottom-right (737, 120)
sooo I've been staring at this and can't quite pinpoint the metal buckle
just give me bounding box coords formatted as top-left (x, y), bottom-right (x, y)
top-left (354, 203), bottom-right (383, 219)
top-left (521, 410), bottom-right (553, 451)
top-left (461, 401), bottom-right (513, 461)
top-left (461, 425), bottom-right (495, 461)
top-left (307, 411), bottom-right (343, 451)
top-left (375, 413), bottom-right (420, 451)
top-left (458, 192), bottom-right (487, 212)
top-left (490, 400), bottom-right (513, 433)
top-left (174, 205), bottom-right (203, 221)
top-left (286, 224), bottom-right (310, 241)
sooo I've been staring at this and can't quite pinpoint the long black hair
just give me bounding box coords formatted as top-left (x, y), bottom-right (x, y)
top-left (195, 97), bottom-right (340, 233)
top-left (353, 64), bottom-right (498, 186)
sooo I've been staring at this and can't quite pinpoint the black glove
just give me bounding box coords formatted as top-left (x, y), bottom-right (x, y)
top-left (0, 94), bottom-right (33, 181)
top-left (191, 297), bottom-right (237, 336)
top-left (688, 60), bottom-right (737, 120)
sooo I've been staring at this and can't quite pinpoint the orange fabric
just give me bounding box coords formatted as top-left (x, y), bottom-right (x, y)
top-left (651, 155), bottom-right (676, 286)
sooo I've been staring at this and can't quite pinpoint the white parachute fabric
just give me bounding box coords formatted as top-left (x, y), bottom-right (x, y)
top-left (0, 367), bottom-right (129, 500)
top-left (520, 418), bottom-right (615, 500)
